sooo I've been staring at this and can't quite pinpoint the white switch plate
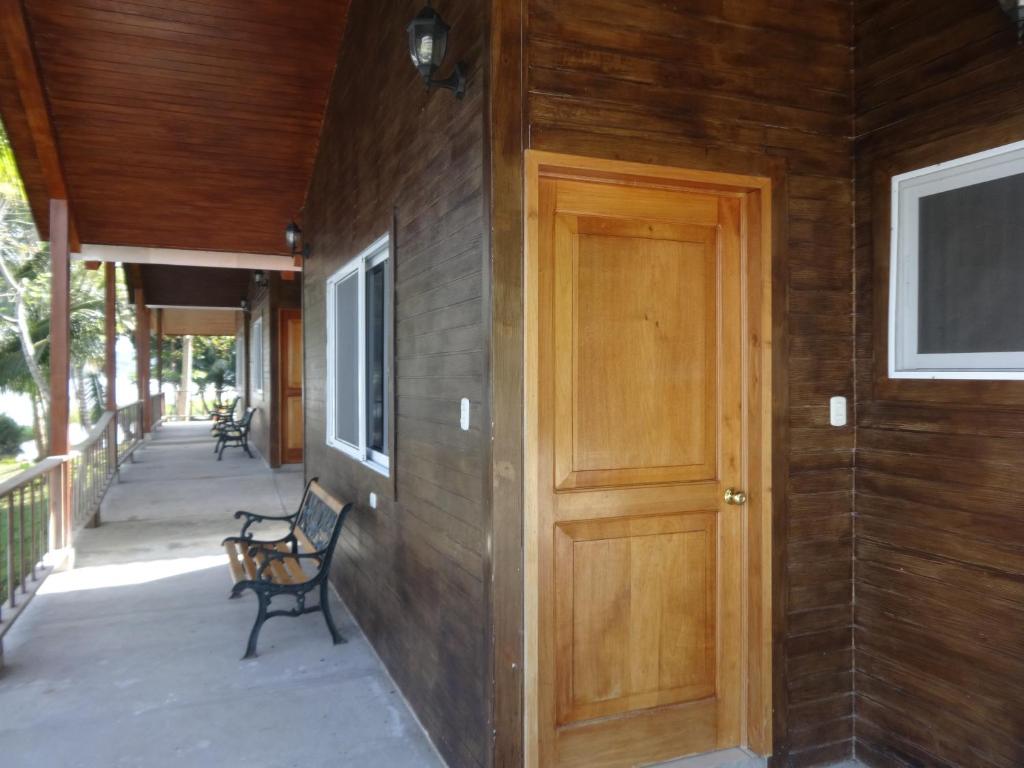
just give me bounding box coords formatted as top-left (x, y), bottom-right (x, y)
top-left (460, 397), bottom-right (470, 431)
top-left (829, 396), bottom-right (847, 427)
top-left (369, 492), bottom-right (377, 509)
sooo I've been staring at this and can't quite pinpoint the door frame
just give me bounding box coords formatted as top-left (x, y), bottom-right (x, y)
top-left (523, 150), bottom-right (774, 766)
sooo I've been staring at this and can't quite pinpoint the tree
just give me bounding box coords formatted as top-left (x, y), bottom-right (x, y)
top-left (0, 413), bottom-right (23, 457)
top-left (0, 126), bottom-right (49, 448)
top-left (191, 336), bottom-right (236, 415)
top-left (0, 121), bottom-right (118, 454)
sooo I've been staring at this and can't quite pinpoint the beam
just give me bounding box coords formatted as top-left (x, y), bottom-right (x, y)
top-left (135, 288), bottom-right (151, 432)
top-left (78, 245), bottom-right (300, 272)
top-left (0, 0), bottom-right (80, 250)
top-left (104, 262), bottom-right (116, 411)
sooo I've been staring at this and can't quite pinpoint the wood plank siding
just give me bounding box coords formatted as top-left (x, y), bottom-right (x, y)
top-left (520, 3), bottom-right (856, 765)
top-left (853, 2), bottom-right (1024, 767)
top-left (302, 2), bottom-right (489, 767)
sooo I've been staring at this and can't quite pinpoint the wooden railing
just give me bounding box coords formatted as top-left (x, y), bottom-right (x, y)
top-left (69, 412), bottom-right (117, 533)
top-left (0, 400), bottom-right (152, 646)
top-left (149, 391), bottom-right (165, 429)
top-left (117, 400), bottom-right (144, 465)
top-left (0, 457), bottom-right (60, 622)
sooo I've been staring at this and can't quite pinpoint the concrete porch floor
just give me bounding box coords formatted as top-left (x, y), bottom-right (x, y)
top-left (0, 421), bottom-right (443, 768)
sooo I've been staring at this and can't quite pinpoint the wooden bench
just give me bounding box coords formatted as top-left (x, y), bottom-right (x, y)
top-left (222, 478), bottom-right (352, 659)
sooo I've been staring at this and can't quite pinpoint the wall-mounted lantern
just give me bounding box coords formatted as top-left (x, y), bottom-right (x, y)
top-left (240, 298), bottom-right (249, 312)
top-left (253, 270), bottom-right (269, 288)
top-left (285, 221), bottom-right (311, 260)
top-left (999, 0), bottom-right (1024, 41)
top-left (406, 4), bottom-right (466, 98)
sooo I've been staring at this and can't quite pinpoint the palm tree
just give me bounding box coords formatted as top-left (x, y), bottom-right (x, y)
top-left (0, 122), bottom-right (113, 453)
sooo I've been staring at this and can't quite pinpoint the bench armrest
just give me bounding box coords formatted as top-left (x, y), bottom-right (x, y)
top-left (221, 533), bottom-right (296, 549)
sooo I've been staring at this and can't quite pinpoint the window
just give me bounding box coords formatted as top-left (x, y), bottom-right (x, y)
top-left (326, 234), bottom-right (391, 474)
top-left (250, 316), bottom-right (264, 394)
top-left (890, 139), bottom-right (1024, 380)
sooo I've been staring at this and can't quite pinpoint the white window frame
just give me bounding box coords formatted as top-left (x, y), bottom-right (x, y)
top-left (890, 138), bottom-right (1024, 380)
top-left (325, 233), bottom-right (391, 476)
top-left (250, 316), bottom-right (264, 394)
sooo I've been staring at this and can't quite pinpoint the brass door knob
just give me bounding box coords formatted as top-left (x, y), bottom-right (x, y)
top-left (724, 488), bottom-right (747, 506)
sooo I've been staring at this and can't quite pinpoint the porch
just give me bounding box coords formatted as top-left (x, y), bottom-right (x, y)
top-left (0, 422), bottom-right (442, 768)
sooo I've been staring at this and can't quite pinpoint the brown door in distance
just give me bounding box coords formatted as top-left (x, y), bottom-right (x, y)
top-left (279, 308), bottom-right (303, 464)
top-left (531, 167), bottom-right (747, 767)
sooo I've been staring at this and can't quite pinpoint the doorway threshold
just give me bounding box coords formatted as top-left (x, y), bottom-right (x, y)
top-left (644, 748), bottom-right (765, 768)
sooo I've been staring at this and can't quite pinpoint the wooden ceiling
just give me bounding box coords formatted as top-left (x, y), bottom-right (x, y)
top-left (0, 0), bottom-right (349, 254)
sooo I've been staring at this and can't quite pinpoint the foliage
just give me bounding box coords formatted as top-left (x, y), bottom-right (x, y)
top-left (0, 121), bottom-right (129, 449)
top-left (0, 413), bottom-right (23, 456)
top-left (191, 335), bottom-right (236, 409)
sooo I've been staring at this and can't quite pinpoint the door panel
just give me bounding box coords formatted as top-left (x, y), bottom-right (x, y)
top-left (554, 216), bottom-right (718, 490)
top-left (535, 172), bottom-right (745, 767)
top-left (279, 309), bottom-right (303, 464)
top-left (556, 512), bottom-right (716, 725)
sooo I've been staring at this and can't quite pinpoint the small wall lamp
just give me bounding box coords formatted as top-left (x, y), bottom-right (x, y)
top-left (999, 0), bottom-right (1024, 41)
top-left (240, 298), bottom-right (249, 311)
top-left (285, 221), bottom-right (311, 259)
top-left (406, 4), bottom-right (466, 98)
top-left (253, 270), bottom-right (269, 288)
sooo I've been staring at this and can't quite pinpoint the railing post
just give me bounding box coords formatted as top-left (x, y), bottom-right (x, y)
top-left (6, 494), bottom-right (15, 610)
top-left (47, 468), bottom-right (59, 552)
top-left (18, 486), bottom-right (26, 595)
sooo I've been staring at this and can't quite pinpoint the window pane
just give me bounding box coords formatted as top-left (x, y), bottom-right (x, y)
top-left (918, 172), bottom-right (1024, 354)
top-left (334, 274), bottom-right (360, 446)
top-left (365, 262), bottom-right (387, 455)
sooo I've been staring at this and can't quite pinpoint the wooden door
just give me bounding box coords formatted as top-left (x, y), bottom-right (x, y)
top-left (530, 167), bottom-right (749, 767)
top-left (279, 308), bottom-right (303, 464)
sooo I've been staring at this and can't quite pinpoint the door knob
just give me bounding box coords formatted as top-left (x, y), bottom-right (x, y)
top-left (724, 488), bottom-right (747, 506)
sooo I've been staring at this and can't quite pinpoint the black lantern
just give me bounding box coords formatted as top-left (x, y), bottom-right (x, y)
top-left (285, 221), bottom-right (310, 259)
top-left (253, 270), bottom-right (269, 288)
top-left (1000, 0), bottom-right (1024, 41)
top-left (406, 4), bottom-right (465, 98)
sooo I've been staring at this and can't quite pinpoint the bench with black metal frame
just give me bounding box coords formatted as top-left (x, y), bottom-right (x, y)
top-left (221, 478), bottom-right (353, 659)
top-left (209, 396), bottom-right (240, 437)
top-left (214, 406), bottom-right (256, 460)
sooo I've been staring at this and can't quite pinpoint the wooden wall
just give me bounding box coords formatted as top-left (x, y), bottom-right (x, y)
top-left (301, 1), bottom-right (490, 767)
top-left (853, 2), bottom-right (1024, 767)
top-left (517, 2), bottom-right (856, 765)
top-left (246, 273), bottom-right (300, 468)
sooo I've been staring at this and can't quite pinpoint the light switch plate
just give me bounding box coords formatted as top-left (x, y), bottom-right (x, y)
top-left (829, 396), bottom-right (847, 427)
top-left (460, 397), bottom-right (470, 431)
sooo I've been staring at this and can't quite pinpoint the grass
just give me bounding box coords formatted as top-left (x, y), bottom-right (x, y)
top-left (0, 457), bottom-right (31, 482)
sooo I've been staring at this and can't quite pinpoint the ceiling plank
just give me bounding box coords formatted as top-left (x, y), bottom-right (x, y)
top-left (0, 0), bottom-right (80, 249)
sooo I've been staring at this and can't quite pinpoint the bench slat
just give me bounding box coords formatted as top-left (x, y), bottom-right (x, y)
top-left (241, 546), bottom-right (258, 580)
top-left (281, 555), bottom-right (307, 584)
top-left (224, 542), bottom-right (245, 583)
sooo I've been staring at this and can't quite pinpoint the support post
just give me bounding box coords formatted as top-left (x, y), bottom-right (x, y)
top-left (178, 334), bottom-right (193, 421)
top-left (104, 262), bottom-right (116, 411)
top-left (155, 308), bottom-right (163, 425)
top-left (156, 307), bottom-right (163, 393)
top-left (48, 200), bottom-right (72, 551)
top-left (135, 288), bottom-right (151, 433)
top-left (49, 199), bottom-right (70, 456)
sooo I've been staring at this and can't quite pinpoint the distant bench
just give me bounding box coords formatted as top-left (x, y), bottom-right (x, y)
top-left (222, 478), bottom-right (352, 659)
